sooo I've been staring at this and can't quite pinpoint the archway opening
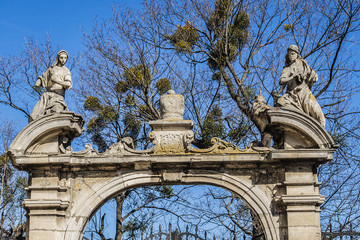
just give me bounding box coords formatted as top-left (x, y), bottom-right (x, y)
top-left (82, 184), bottom-right (265, 240)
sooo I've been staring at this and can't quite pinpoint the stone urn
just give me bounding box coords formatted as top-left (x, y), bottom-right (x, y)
top-left (159, 90), bottom-right (185, 120)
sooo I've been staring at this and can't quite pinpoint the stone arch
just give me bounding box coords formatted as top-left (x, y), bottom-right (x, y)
top-left (63, 171), bottom-right (279, 240)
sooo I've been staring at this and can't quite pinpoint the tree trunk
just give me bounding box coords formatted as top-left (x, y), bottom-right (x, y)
top-left (115, 191), bottom-right (130, 240)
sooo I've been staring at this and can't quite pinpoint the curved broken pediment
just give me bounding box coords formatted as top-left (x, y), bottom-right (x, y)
top-left (9, 112), bottom-right (84, 158)
top-left (267, 108), bottom-right (335, 149)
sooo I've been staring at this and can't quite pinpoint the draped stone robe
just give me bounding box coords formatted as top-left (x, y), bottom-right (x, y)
top-left (277, 58), bottom-right (326, 127)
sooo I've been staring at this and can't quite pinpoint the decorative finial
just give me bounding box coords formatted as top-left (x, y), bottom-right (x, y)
top-left (159, 89), bottom-right (185, 120)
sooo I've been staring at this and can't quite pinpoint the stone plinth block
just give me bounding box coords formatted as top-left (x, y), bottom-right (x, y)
top-left (149, 120), bottom-right (194, 154)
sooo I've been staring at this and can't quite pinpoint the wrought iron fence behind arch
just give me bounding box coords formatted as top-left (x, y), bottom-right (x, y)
top-left (83, 223), bottom-right (249, 240)
top-left (141, 224), bottom-right (207, 240)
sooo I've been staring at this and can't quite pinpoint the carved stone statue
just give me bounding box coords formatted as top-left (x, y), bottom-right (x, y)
top-left (251, 91), bottom-right (272, 147)
top-left (30, 50), bottom-right (72, 122)
top-left (274, 45), bottom-right (326, 127)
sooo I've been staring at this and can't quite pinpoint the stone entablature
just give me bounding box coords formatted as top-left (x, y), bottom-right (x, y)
top-left (12, 148), bottom-right (333, 169)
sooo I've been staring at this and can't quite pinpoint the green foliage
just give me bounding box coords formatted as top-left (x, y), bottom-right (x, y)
top-left (331, 132), bottom-right (347, 147)
top-left (0, 153), bottom-right (27, 239)
top-left (91, 132), bottom-right (108, 153)
top-left (115, 80), bottom-right (129, 94)
top-left (84, 96), bottom-right (119, 151)
top-left (212, 71), bottom-right (223, 82)
top-left (231, 11), bottom-right (250, 46)
top-left (84, 97), bottom-right (119, 122)
top-left (122, 113), bottom-right (141, 140)
top-left (283, 24), bottom-right (293, 31)
top-left (84, 96), bottom-right (102, 112)
top-left (123, 64), bottom-right (152, 89)
top-left (244, 86), bottom-right (256, 102)
top-left (87, 117), bottom-right (106, 134)
top-left (167, 21), bottom-right (199, 53)
top-left (139, 104), bottom-right (156, 120)
top-left (198, 105), bottom-right (226, 148)
top-left (125, 95), bottom-right (136, 107)
top-left (16, 176), bottom-right (28, 190)
top-left (155, 78), bottom-right (172, 95)
top-left (208, 40), bottom-right (239, 70)
top-left (207, 0), bottom-right (250, 70)
top-left (228, 124), bottom-right (249, 142)
top-left (208, 0), bottom-right (232, 31)
top-left (100, 106), bottom-right (118, 123)
top-left (159, 185), bottom-right (173, 198)
top-left (86, 108), bottom-right (118, 152)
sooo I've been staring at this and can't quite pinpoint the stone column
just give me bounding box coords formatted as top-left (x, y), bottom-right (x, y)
top-left (280, 164), bottom-right (324, 240)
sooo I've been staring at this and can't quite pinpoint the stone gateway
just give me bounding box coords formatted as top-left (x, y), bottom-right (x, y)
top-left (10, 86), bottom-right (336, 239)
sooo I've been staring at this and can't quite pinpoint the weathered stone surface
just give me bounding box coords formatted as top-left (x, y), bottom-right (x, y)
top-left (30, 50), bottom-right (72, 122)
top-left (9, 112), bottom-right (83, 159)
top-left (275, 45), bottom-right (326, 127)
top-left (8, 90), bottom-right (337, 240)
top-left (267, 108), bottom-right (335, 149)
top-left (159, 89), bottom-right (185, 120)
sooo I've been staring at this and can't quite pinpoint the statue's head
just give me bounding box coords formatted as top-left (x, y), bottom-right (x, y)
top-left (285, 45), bottom-right (300, 65)
top-left (54, 50), bottom-right (69, 67)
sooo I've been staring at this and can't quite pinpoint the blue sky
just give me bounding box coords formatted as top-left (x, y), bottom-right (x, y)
top-left (0, 1), bottom-right (141, 55)
top-left (1, 1), bottom-right (110, 55)
top-left (0, 0), bottom-right (142, 129)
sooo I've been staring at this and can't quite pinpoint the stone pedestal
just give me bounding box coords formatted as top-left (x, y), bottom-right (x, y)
top-left (149, 90), bottom-right (194, 154)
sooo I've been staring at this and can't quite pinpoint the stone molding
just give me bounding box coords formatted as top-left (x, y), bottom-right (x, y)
top-left (11, 149), bottom-right (334, 171)
top-left (9, 112), bottom-right (83, 157)
top-left (268, 108), bottom-right (336, 149)
top-left (23, 199), bottom-right (70, 210)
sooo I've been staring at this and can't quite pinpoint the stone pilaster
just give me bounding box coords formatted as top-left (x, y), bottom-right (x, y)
top-left (279, 164), bottom-right (324, 240)
top-left (24, 170), bottom-right (69, 240)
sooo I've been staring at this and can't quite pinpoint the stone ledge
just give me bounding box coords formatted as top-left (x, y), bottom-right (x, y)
top-left (271, 149), bottom-right (334, 161)
top-left (12, 152), bottom-right (267, 167)
top-left (277, 181), bottom-right (321, 186)
top-left (25, 186), bottom-right (67, 192)
top-left (23, 199), bottom-right (70, 210)
top-left (11, 148), bottom-right (335, 171)
top-left (280, 195), bottom-right (325, 206)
